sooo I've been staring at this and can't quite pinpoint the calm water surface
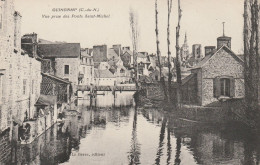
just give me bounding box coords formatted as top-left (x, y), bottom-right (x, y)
top-left (2, 94), bottom-right (260, 165)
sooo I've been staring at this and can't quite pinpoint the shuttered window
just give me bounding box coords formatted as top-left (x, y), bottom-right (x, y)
top-left (220, 78), bottom-right (230, 96)
top-left (213, 76), bottom-right (235, 98)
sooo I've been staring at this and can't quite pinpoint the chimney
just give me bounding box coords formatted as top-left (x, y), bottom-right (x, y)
top-left (217, 36), bottom-right (231, 49)
top-left (217, 22), bottom-right (231, 49)
top-left (192, 44), bottom-right (202, 59)
top-left (89, 48), bottom-right (93, 55)
top-left (21, 33), bottom-right (38, 57)
top-left (122, 46), bottom-right (130, 53)
top-left (205, 46), bottom-right (216, 56)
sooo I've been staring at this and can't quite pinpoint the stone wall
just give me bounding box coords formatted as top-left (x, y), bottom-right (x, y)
top-left (201, 48), bottom-right (244, 106)
top-left (55, 58), bottom-right (79, 93)
top-left (15, 55), bottom-right (42, 121)
top-left (0, 0), bottom-right (16, 131)
top-left (0, 0), bottom-right (42, 133)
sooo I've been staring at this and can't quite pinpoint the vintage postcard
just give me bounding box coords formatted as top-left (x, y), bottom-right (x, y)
top-left (1, 0), bottom-right (259, 164)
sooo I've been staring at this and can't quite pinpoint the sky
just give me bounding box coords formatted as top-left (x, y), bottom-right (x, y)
top-left (14, 0), bottom-right (244, 56)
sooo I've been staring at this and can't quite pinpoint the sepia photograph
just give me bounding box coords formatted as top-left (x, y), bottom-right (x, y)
top-left (1, 0), bottom-right (260, 164)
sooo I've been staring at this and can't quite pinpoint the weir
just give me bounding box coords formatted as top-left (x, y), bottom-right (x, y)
top-left (77, 85), bottom-right (137, 92)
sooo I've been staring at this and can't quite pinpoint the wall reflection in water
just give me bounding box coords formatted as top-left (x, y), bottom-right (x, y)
top-left (2, 105), bottom-right (260, 164)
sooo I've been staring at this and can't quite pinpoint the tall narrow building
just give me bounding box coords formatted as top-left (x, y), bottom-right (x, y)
top-left (180, 33), bottom-right (190, 61)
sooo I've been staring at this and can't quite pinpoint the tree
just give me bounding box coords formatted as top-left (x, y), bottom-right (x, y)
top-left (244, 0), bottom-right (259, 118)
top-left (129, 8), bottom-right (140, 87)
top-left (155, 0), bottom-right (168, 101)
top-left (175, 0), bottom-right (182, 107)
top-left (167, 0), bottom-right (173, 103)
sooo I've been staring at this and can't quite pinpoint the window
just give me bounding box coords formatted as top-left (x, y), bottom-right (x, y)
top-left (83, 67), bottom-right (85, 74)
top-left (155, 75), bottom-right (158, 81)
top-left (220, 78), bottom-right (230, 97)
top-left (23, 79), bottom-right (27, 95)
top-left (214, 76), bottom-right (234, 98)
top-left (64, 65), bottom-right (69, 74)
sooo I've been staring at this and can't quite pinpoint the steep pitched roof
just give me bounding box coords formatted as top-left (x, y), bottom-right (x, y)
top-left (192, 45), bottom-right (243, 69)
top-left (38, 43), bottom-right (80, 58)
top-left (122, 50), bottom-right (146, 58)
top-left (41, 73), bottom-right (71, 84)
top-left (123, 50), bottom-right (133, 56)
top-left (107, 49), bottom-right (119, 59)
top-left (182, 73), bottom-right (195, 85)
top-left (94, 69), bottom-right (116, 78)
top-left (35, 95), bottom-right (57, 106)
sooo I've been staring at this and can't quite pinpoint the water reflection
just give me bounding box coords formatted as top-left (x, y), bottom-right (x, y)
top-left (128, 107), bottom-right (141, 165)
top-left (3, 104), bottom-right (260, 164)
top-left (155, 116), bottom-right (167, 165)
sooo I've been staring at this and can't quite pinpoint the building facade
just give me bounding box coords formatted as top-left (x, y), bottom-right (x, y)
top-left (182, 36), bottom-right (244, 106)
top-left (79, 49), bottom-right (94, 85)
top-left (38, 43), bottom-right (80, 93)
top-left (94, 69), bottom-right (116, 86)
top-left (0, 1), bottom-right (42, 133)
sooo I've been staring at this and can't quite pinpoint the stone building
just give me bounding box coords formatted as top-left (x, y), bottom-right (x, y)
top-left (181, 35), bottom-right (244, 106)
top-left (38, 43), bottom-right (81, 93)
top-left (0, 0), bottom-right (42, 135)
top-left (98, 62), bottom-right (111, 70)
top-left (121, 50), bottom-right (133, 68)
top-left (94, 69), bottom-right (116, 86)
top-left (114, 60), bottom-right (132, 84)
top-left (79, 48), bottom-right (94, 85)
top-left (0, 0), bottom-right (17, 132)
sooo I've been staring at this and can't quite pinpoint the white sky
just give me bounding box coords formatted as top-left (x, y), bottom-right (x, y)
top-left (14, 0), bottom-right (244, 56)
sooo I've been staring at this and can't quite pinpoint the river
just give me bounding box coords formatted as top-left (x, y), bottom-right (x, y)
top-left (1, 92), bottom-right (260, 165)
